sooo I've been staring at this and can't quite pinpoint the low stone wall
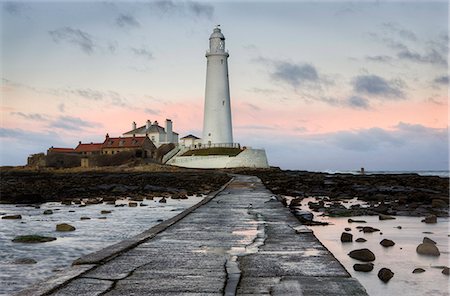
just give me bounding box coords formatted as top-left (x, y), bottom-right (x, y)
top-left (168, 148), bottom-right (269, 169)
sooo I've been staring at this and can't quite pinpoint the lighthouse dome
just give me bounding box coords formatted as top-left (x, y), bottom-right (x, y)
top-left (209, 27), bottom-right (225, 40)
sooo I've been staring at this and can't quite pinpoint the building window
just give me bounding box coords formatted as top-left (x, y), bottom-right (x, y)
top-left (222, 100), bottom-right (225, 106)
top-left (221, 59), bottom-right (223, 64)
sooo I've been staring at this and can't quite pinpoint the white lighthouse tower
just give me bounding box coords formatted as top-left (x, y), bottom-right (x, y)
top-left (202, 26), bottom-right (233, 146)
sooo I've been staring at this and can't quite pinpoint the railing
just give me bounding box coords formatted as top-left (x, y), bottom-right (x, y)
top-left (162, 146), bottom-right (181, 164)
top-left (186, 143), bottom-right (241, 150)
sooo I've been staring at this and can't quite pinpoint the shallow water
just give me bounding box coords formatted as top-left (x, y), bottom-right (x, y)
top-left (300, 198), bottom-right (450, 296)
top-left (0, 196), bottom-right (203, 295)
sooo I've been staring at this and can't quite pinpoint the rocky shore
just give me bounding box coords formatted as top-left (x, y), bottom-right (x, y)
top-left (0, 166), bottom-right (230, 204)
top-left (232, 168), bottom-right (449, 217)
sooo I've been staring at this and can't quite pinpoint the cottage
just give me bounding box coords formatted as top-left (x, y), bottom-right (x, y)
top-left (101, 134), bottom-right (156, 158)
top-left (122, 119), bottom-right (179, 147)
top-left (180, 134), bottom-right (202, 148)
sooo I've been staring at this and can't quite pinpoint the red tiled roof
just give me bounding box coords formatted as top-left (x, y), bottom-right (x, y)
top-left (48, 147), bottom-right (76, 153)
top-left (75, 143), bottom-right (103, 153)
top-left (102, 136), bottom-right (148, 149)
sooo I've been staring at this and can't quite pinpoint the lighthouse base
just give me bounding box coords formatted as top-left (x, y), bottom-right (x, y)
top-left (167, 148), bottom-right (269, 169)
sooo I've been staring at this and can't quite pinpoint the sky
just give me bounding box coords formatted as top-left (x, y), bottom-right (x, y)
top-left (0, 0), bottom-right (448, 171)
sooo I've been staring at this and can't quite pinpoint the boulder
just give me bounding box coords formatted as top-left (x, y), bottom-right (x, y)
top-left (348, 218), bottom-right (367, 223)
top-left (353, 263), bottom-right (374, 272)
top-left (159, 197), bottom-right (167, 203)
top-left (378, 268), bottom-right (394, 282)
top-left (12, 235), bottom-right (56, 243)
top-left (380, 239), bottom-right (395, 247)
top-left (355, 238), bottom-right (367, 243)
top-left (293, 210), bottom-right (313, 221)
top-left (43, 210), bottom-right (53, 215)
top-left (13, 258), bottom-right (37, 264)
top-left (340, 232), bottom-right (353, 243)
top-left (423, 237), bottom-right (436, 245)
top-left (61, 200), bottom-right (72, 205)
top-left (80, 217), bottom-right (91, 220)
top-left (412, 268), bottom-right (425, 273)
top-left (345, 227), bottom-right (351, 231)
top-left (129, 202), bottom-right (138, 207)
top-left (2, 215), bottom-right (22, 219)
top-left (421, 215), bottom-right (437, 224)
top-left (56, 223), bottom-right (76, 232)
top-left (100, 210), bottom-right (112, 214)
top-left (348, 248), bottom-right (376, 262)
top-left (362, 226), bottom-right (380, 233)
top-left (416, 243), bottom-right (440, 256)
top-left (442, 267), bottom-right (449, 275)
top-left (379, 214), bottom-right (396, 220)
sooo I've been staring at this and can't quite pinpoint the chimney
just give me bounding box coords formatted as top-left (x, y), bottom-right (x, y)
top-left (132, 121), bottom-right (136, 130)
top-left (106, 133), bottom-right (109, 139)
top-left (165, 119), bottom-right (173, 143)
top-left (146, 120), bottom-right (151, 129)
top-left (154, 120), bottom-right (158, 126)
top-left (78, 141), bottom-right (81, 145)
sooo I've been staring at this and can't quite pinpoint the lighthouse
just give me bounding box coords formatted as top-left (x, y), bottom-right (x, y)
top-left (202, 26), bottom-right (233, 146)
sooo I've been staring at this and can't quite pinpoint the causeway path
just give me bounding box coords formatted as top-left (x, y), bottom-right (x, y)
top-left (18, 174), bottom-right (368, 295)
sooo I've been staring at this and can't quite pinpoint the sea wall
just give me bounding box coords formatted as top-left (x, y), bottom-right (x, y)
top-left (168, 148), bottom-right (269, 169)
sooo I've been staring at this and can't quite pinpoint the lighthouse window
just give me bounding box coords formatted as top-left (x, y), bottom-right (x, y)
top-left (221, 59), bottom-right (223, 64)
top-left (222, 100), bottom-right (225, 106)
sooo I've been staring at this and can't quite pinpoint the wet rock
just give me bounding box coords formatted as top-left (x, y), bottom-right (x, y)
top-left (100, 210), bottom-right (112, 214)
top-left (380, 239), bottom-right (395, 247)
top-left (98, 217), bottom-right (107, 220)
top-left (12, 235), bottom-right (56, 243)
top-left (412, 268), bottom-right (425, 273)
top-left (348, 218), bottom-right (366, 223)
top-left (157, 219), bottom-right (164, 222)
top-left (13, 258), bottom-right (37, 264)
top-left (421, 215), bottom-right (437, 224)
top-left (423, 237), bottom-right (436, 245)
top-left (43, 210), bottom-right (53, 215)
top-left (56, 223), bottom-right (76, 232)
top-left (442, 267), bottom-right (449, 275)
top-left (353, 263), bottom-right (374, 272)
top-left (61, 200), bottom-right (72, 205)
top-left (396, 226), bottom-right (402, 229)
top-left (129, 202), bottom-right (138, 207)
top-left (431, 199), bottom-right (447, 208)
top-left (2, 215), bottom-right (22, 219)
top-left (379, 214), bottom-right (396, 220)
top-left (355, 238), bottom-right (367, 243)
top-left (80, 217), bottom-right (90, 220)
top-left (159, 197), bottom-right (167, 203)
top-left (348, 248), bottom-right (376, 262)
top-left (361, 226), bottom-right (380, 233)
top-left (378, 268), bottom-right (394, 282)
top-left (140, 203), bottom-right (148, 206)
top-left (341, 232), bottom-right (353, 243)
top-left (68, 210), bottom-right (75, 213)
top-left (345, 227), bottom-right (351, 231)
top-left (416, 243), bottom-right (440, 256)
top-left (292, 210), bottom-right (313, 221)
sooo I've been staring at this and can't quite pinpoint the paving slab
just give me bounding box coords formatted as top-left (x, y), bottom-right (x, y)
top-left (22, 174), bottom-right (368, 296)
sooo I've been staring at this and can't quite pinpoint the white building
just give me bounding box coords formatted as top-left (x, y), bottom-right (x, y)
top-left (180, 134), bottom-right (202, 148)
top-left (202, 25), bottom-right (233, 146)
top-left (123, 119), bottom-right (179, 147)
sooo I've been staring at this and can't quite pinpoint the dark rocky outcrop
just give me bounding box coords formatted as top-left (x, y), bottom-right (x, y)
top-left (416, 242), bottom-right (440, 256)
top-left (13, 258), bottom-right (37, 264)
top-left (340, 232), bottom-right (353, 242)
top-left (348, 248), bottom-right (376, 262)
top-left (56, 223), bottom-right (76, 232)
top-left (379, 214), bottom-right (395, 220)
top-left (12, 235), bottom-right (56, 243)
top-left (422, 215), bottom-right (437, 224)
top-left (353, 263), bottom-right (374, 272)
top-left (380, 239), bottom-right (395, 247)
top-left (412, 268), bottom-right (425, 273)
top-left (442, 267), bottom-right (449, 275)
top-left (355, 238), bottom-right (367, 243)
top-left (378, 268), bottom-right (394, 282)
top-left (2, 215), bottom-right (22, 219)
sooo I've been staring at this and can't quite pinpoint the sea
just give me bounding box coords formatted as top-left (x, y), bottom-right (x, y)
top-left (321, 170), bottom-right (450, 178)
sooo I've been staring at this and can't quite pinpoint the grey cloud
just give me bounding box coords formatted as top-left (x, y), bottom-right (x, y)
top-left (68, 88), bottom-right (104, 100)
top-left (397, 48), bottom-right (447, 67)
top-left (433, 75), bottom-right (449, 85)
top-left (49, 27), bottom-right (95, 54)
top-left (382, 22), bottom-right (417, 41)
top-left (3, 2), bottom-right (26, 15)
top-left (108, 91), bottom-right (127, 107)
top-left (353, 74), bottom-right (405, 98)
top-left (345, 96), bottom-right (370, 110)
top-left (149, 0), bottom-right (214, 19)
top-left (365, 55), bottom-right (393, 63)
top-left (145, 108), bottom-right (160, 115)
top-left (49, 116), bottom-right (99, 131)
top-left (131, 47), bottom-right (153, 60)
top-left (116, 14), bottom-right (140, 28)
top-left (10, 112), bottom-right (48, 121)
top-left (271, 62), bottom-right (319, 88)
top-left (330, 128), bottom-right (404, 151)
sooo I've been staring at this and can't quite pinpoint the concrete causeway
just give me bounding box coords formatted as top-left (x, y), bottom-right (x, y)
top-left (17, 175), bottom-right (368, 295)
